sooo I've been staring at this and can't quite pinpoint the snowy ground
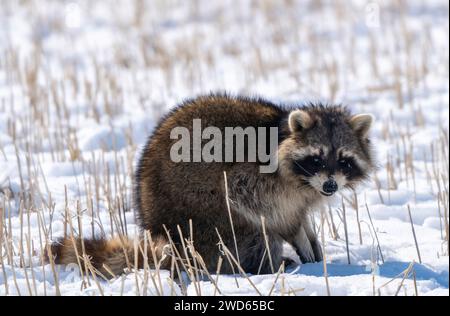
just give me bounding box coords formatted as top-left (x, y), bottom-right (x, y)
top-left (0, 0), bottom-right (448, 296)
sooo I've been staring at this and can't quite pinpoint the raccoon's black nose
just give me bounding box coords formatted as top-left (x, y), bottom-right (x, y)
top-left (323, 179), bottom-right (338, 194)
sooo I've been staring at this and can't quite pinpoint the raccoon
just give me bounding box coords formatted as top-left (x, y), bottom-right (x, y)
top-left (50, 94), bottom-right (374, 276)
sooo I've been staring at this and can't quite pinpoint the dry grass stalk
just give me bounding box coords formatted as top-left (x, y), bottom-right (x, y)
top-left (365, 202), bottom-right (385, 264)
top-left (407, 205), bottom-right (422, 264)
top-left (320, 210), bottom-right (331, 296)
top-left (341, 198), bottom-right (351, 265)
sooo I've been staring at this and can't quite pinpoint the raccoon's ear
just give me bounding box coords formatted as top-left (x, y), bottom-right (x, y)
top-left (349, 114), bottom-right (373, 137)
top-left (288, 110), bottom-right (313, 133)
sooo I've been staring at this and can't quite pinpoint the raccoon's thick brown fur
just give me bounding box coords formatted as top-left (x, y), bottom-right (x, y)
top-left (50, 93), bottom-right (374, 277)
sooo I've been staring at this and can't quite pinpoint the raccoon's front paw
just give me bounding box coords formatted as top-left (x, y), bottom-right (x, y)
top-left (296, 240), bottom-right (323, 263)
top-left (311, 240), bottom-right (323, 262)
top-left (296, 247), bottom-right (315, 263)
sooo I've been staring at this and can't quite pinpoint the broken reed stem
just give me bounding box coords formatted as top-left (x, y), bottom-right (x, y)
top-left (177, 225), bottom-right (200, 296)
top-left (6, 233), bottom-right (21, 295)
top-left (213, 257), bottom-right (223, 296)
top-left (162, 225), bottom-right (192, 294)
top-left (321, 210), bottom-right (331, 296)
top-left (223, 171), bottom-right (241, 266)
top-left (261, 216), bottom-right (274, 273)
top-left (27, 208), bottom-right (38, 295)
top-left (139, 238), bottom-right (150, 296)
top-left (342, 198), bottom-right (351, 265)
top-left (441, 190), bottom-right (450, 255)
top-left (407, 205), bottom-right (422, 264)
top-left (0, 198), bottom-right (9, 295)
top-left (353, 191), bottom-right (363, 245)
top-left (107, 208), bottom-right (133, 272)
top-left (183, 238), bottom-right (224, 296)
top-left (412, 269), bottom-right (418, 296)
top-left (36, 207), bottom-right (48, 296)
top-left (365, 203), bottom-right (385, 263)
top-left (145, 231), bottom-right (164, 296)
top-left (328, 204), bottom-right (339, 240)
top-left (33, 207), bottom-right (60, 296)
top-left (19, 201), bottom-right (33, 296)
top-left (65, 207), bottom-right (88, 287)
top-left (267, 262), bottom-right (285, 296)
top-left (133, 237), bottom-right (141, 296)
top-left (370, 238), bottom-right (376, 296)
top-left (188, 220), bottom-right (202, 290)
top-left (172, 257), bottom-right (189, 296)
top-left (215, 228), bottom-right (262, 296)
top-left (45, 243), bottom-right (61, 296)
top-left (84, 255), bottom-right (105, 296)
top-left (437, 192), bottom-right (444, 241)
top-left (394, 261), bottom-right (415, 296)
top-left (76, 200), bottom-right (91, 287)
top-left (377, 261), bottom-right (414, 295)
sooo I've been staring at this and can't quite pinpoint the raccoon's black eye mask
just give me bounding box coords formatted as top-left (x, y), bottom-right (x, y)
top-left (292, 155), bottom-right (365, 180)
top-left (292, 155), bottom-right (325, 177)
top-left (338, 157), bottom-right (364, 180)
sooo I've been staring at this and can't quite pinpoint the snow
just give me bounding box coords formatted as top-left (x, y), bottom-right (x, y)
top-left (0, 0), bottom-right (448, 296)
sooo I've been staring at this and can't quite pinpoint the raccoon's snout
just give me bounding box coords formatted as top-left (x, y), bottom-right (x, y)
top-left (322, 179), bottom-right (338, 196)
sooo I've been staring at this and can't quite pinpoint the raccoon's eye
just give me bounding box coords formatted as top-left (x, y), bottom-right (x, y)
top-left (312, 157), bottom-right (326, 170)
top-left (338, 157), bottom-right (364, 179)
top-left (339, 158), bottom-right (354, 172)
top-left (292, 156), bottom-right (325, 176)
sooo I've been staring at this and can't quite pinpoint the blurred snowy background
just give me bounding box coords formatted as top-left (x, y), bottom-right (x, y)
top-left (0, 0), bottom-right (448, 295)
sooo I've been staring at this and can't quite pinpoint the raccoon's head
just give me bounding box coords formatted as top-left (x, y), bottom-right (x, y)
top-left (279, 105), bottom-right (374, 197)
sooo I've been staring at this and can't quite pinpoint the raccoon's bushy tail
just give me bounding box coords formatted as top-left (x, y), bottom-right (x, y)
top-left (49, 236), bottom-right (169, 278)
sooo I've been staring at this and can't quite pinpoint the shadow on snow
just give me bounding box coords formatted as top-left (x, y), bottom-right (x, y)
top-left (289, 261), bottom-right (449, 288)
